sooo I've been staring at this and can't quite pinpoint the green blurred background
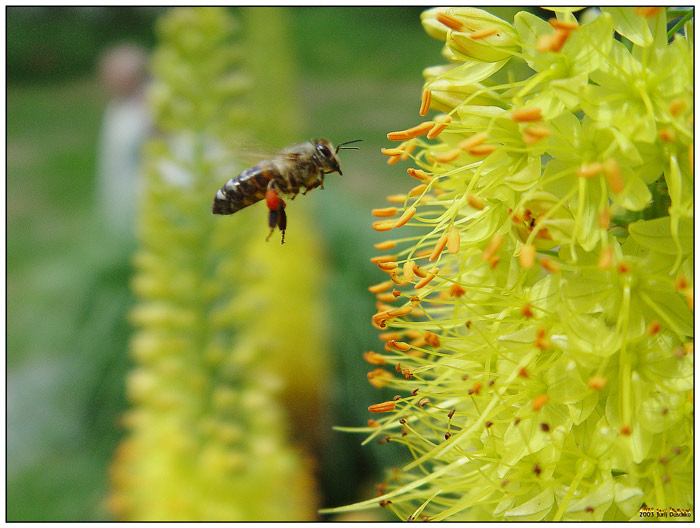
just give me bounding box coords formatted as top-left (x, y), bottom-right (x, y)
top-left (7, 6), bottom-right (532, 520)
top-left (7, 6), bottom-right (440, 520)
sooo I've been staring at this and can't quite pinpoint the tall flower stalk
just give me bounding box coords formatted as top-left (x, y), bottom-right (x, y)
top-left (108, 7), bottom-right (325, 520)
top-left (328, 7), bottom-right (693, 521)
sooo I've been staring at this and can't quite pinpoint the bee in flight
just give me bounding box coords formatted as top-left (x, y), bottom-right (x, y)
top-left (212, 138), bottom-right (362, 244)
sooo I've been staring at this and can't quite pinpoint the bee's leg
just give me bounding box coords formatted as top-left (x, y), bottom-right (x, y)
top-left (302, 176), bottom-right (324, 195)
top-left (265, 184), bottom-right (287, 244)
top-left (277, 205), bottom-right (287, 245)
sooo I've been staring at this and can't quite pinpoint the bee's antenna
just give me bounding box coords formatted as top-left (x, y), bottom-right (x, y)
top-left (336, 139), bottom-right (363, 152)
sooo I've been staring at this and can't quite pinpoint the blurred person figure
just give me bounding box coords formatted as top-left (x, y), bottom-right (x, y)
top-left (96, 43), bottom-right (151, 242)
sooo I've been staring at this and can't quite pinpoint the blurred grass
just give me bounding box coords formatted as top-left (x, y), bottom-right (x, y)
top-left (7, 6), bottom-right (442, 520)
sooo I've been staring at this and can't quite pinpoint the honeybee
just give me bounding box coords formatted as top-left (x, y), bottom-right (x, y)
top-left (212, 138), bottom-right (362, 243)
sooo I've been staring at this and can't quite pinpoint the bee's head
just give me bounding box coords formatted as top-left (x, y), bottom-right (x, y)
top-left (312, 138), bottom-right (362, 176)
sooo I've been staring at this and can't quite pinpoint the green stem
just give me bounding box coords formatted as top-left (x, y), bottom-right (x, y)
top-left (667, 11), bottom-right (694, 40)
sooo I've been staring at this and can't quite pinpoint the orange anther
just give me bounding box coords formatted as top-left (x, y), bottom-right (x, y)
top-left (459, 132), bottom-right (488, 151)
top-left (369, 401), bottom-right (397, 413)
top-left (368, 280), bottom-right (393, 294)
top-left (372, 220), bottom-right (395, 232)
top-left (387, 305), bottom-right (413, 317)
top-left (427, 116), bottom-right (451, 139)
top-left (412, 265), bottom-right (427, 278)
top-left (370, 254), bottom-right (397, 264)
top-left (620, 424), bottom-right (631, 435)
top-left (603, 158), bottom-right (624, 194)
top-left (403, 261), bottom-right (415, 282)
top-left (388, 340), bottom-right (412, 351)
top-left (634, 6), bottom-right (661, 17)
top-left (598, 246), bottom-right (613, 270)
top-left (669, 98), bottom-right (686, 116)
top-left (468, 144), bottom-right (496, 156)
top-left (659, 128), bottom-right (675, 142)
top-left (647, 320), bottom-right (661, 335)
top-left (598, 206), bottom-right (611, 229)
top-left (429, 234), bottom-right (449, 262)
top-left (436, 12), bottom-right (464, 31)
top-left (387, 121), bottom-right (435, 141)
top-left (482, 233), bottom-right (504, 261)
top-left (519, 244), bottom-right (536, 269)
top-left (521, 303), bottom-right (534, 318)
top-left (415, 268), bottom-right (439, 289)
top-left (378, 261), bottom-right (398, 271)
top-left (532, 393), bottom-right (549, 411)
top-left (576, 161), bottom-right (604, 179)
top-left (469, 381), bottom-right (482, 395)
top-left (424, 331), bottom-right (440, 347)
top-left (511, 107), bottom-right (542, 122)
top-left (394, 206), bottom-right (417, 228)
top-left (448, 283), bottom-right (466, 297)
top-left (588, 375), bottom-right (607, 391)
top-left (374, 240), bottom-right (397, 250)
top-left (447, 226), bottom-right (460, 254)
top-left (407, 168), bottom-right (431, 181)
top-left (408, 184), bottom-right (427, 197)
top-left (466, 194), bottom-right (485, 210)
top-left (540, 258), bottom-right (560, 273)
top-left (386, 194), bottom-right (407, 204)
top-left (376, 292), bottom-right (397, 303)
top-left (548, 18), bottom-right (579, 31)
top-left (419, 88), bottom-right (432, 116)
top-left (470, 26), bottom-right (499, 39)
top-left (381, 147), bottom-right (405, 157)
top-left (434, 149), bottom-right (461, 163)
top-left (372, 207), bottom-right (398, 218)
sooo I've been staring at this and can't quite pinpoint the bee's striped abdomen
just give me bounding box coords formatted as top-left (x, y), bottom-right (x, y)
top-left (212, 164), bottom-right (276, 215)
